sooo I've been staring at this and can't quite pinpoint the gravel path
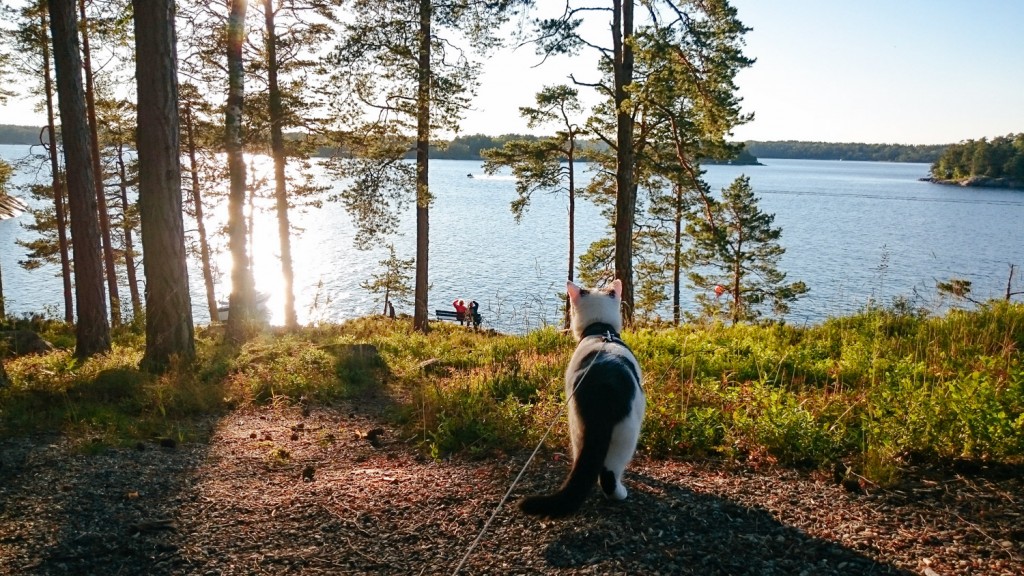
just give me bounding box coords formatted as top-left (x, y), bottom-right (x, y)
top-left (1, 401), bottom-right (1022, 575)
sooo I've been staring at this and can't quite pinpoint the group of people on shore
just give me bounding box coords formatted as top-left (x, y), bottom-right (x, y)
top-left (452, 299), bottom-right (481, 328)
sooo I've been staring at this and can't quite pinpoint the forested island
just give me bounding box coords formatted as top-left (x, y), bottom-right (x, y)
top-left (926, 133), bottom-right (1024, 189)
top-left (742, 140), bottom-right (946, 163)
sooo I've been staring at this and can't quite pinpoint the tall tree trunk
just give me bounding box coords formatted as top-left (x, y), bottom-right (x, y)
top-left (115, 144), bottom-right (143, 319)
top-left (48, 0), bottom-right (111, 358)
top-left (412, 0), bottom-right (431, 333)
top-left (79, 0), bottom-right (121, 327)
top-left (672, 185), bottom-right (682, 325)
top-left (225, 0), bottom-right (256, 341)
top-left (612, 0), bottom-right (636, 326)
top-left (565, 141), bottom-right (576, 330)
top-left (732, 236), bottom-right (742, 326)
top-left (40, 9), bottom-right (73, 324)
top-left (183, 106), bottom-right (219, 322)
top-left (133, 0), bottom-right (196, 372)
top-left (263, 0), bottom-right (297, 330)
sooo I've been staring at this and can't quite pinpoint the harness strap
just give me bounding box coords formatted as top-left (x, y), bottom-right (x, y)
top-left (580, 322), bottom-right (628, 348)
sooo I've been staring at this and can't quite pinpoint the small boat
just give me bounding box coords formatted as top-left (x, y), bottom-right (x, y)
top-left (466, 173), bottom-right (474, 178)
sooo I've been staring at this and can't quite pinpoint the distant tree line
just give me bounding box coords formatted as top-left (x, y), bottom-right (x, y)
top-left (744, 140), bottom-right (946, 163)
top-left (929, 133), bottom-right (1024, 185)
top-left (0, 124), bottom-right (43, 145)
top-left (1, 124), bottom-right (936, 166)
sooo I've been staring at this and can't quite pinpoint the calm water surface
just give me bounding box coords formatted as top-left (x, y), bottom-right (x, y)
top-left (2, 144), bottom-right (1022, 333)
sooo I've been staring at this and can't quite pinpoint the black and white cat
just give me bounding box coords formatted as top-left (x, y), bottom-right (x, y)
top-left (520, 279), bottom-right (645, 518)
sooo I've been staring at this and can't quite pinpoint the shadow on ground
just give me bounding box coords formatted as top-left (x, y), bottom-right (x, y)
top-left (0, 427), bottom-right (212, 575)
top-left (536, 471), bottom-right (912, 575)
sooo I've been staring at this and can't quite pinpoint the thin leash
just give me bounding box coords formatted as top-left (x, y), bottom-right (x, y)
top-left (450, 331), bottom-right (616, 576)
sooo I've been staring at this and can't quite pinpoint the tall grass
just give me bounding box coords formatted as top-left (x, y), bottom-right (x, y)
top-left (2, 303), bottom-right (1021, 481)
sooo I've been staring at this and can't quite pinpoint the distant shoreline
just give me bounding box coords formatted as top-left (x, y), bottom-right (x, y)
top-left (0, 123), bottom-right (947, 165)
top-left (920, 175), bottom-right (1024, 190)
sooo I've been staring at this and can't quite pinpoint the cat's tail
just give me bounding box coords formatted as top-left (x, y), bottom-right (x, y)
top-left (519, 422), bottom-right (612, 519)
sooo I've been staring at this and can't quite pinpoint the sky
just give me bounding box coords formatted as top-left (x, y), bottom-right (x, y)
top-left (462, 0), bottom-right (1024, 145)
top-left (2, 1), bottom-right (1022, 146)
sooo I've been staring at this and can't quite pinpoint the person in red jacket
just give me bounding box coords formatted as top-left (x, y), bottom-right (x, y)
top-left (452, 299), bottom-right (468, 324)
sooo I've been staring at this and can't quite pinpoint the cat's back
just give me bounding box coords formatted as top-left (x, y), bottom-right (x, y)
top-left (565, 331), bottom-right (643, 418)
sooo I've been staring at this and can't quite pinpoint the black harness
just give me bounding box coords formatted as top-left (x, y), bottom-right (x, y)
top-left (580, 322), bottom-right (631, 351)
top-left (577, 322), bottom-right (642, 390)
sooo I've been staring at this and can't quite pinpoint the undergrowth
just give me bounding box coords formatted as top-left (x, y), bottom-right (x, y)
top-left (1, 303), bottom-right (1022, 482)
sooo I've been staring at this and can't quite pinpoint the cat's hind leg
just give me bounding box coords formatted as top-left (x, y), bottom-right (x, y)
top-left (600, 420), bottom-right (639, 500)
top-left (599, 469), bottom-right (627, 500)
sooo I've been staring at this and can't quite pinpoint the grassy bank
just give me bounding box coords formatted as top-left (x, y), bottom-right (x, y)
top-left (2, 303), bottom-right (1022, 482)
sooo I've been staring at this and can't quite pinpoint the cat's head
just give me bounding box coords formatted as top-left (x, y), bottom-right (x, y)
top-left (567, 279), bottom-right (623, 341)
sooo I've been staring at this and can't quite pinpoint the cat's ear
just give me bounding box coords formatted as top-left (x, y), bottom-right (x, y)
top-left (611, 278), bottom-right (623, 298)
top-left (566, 281), bottom-right (581, 304)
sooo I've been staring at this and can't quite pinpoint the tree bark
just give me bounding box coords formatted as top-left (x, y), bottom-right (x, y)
top-left (133, 0), bottom-right (196, 372)
top-left (225, 0), bottom-right (256, 341)
top-left (412, 0), bottom-right (431, 333)
top-left (264, 0), bottom-right (297, 330)
top-left (39, 9), bottom-right (74, 324)
top-left (612, 0), bottom-right (636, 326)
top-left (47, 0), bottom-right (111, 358)
top-left (79, 0), bottom-right (121, 327)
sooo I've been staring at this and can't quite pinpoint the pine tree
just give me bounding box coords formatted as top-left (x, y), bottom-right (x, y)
top-left (533, 0), bottom-right (753, 325)
top-left (635, 14), bottom-right (752, 323)
top-left (7, 2), bottom-right (75, 322)
top-left (92, 94), bottom-right (146, 322)
top-left (77, 0), bottom-right (122, 327)
top-left (481, 85), bottom-right (587, 327)
top-left (360, 244), bottom-right (415, 316)
top-left (179, 82), bottom-right (223, 323)
top-left (48, 0), bottom-right (111, 357)
top-left (685, 176), bottom-right (807, 325)
top-left (257, 0), bottom-right (340, 330)
top-left (133, 0), bottom-right (196, 372)
top-left (330, 0), bottom-right (528, 332)
top-left (224, 0), bottom-right (260, 341)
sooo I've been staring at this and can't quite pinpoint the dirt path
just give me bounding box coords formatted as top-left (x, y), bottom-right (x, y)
top-left (2, 402), bottom-right (1022, 575)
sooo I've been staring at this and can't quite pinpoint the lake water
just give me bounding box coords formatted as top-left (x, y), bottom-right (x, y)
top-left (2, 143), bottom-right (1023, 333)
